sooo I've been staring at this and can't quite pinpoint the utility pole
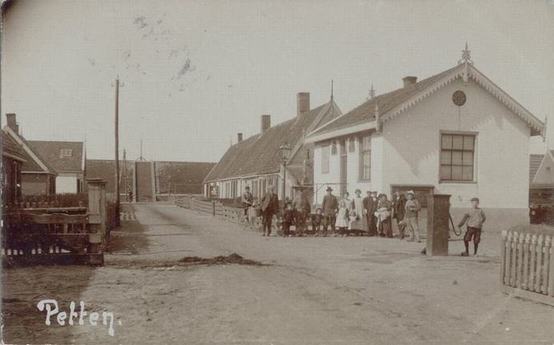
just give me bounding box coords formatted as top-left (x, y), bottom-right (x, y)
top-left (114, 76), bottom-right (122, 227)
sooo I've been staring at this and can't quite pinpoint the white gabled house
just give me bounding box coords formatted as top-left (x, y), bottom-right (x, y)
top-left (306, 51), bottom-right (545, 220)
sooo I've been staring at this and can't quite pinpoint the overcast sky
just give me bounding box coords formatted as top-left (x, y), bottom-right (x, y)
top-left (2, 0), bottom-right (553, 162)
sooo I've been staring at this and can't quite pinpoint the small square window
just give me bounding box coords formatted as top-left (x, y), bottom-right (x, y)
top-left (60, 149), bottom-right (73, 158)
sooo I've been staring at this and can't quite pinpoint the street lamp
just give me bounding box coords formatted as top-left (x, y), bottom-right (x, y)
top-left (279, 143), bottom-right (291, 205)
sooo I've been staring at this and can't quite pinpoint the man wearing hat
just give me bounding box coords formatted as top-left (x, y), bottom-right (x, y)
top-left (404, 191), bottom-right (421, 242)
top-left (363, 191), bottom-right (378, 236)
top-left (260, 185), bottom-right (279, 236)
top-left (321, 187), bottom-right (338, 236)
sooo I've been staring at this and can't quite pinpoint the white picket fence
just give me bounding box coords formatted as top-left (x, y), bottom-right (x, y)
top-left (500, 229), bottom-right (554, 306)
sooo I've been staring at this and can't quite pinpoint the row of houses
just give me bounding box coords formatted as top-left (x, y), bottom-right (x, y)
top-left (1, 113), bottom-right (215, 204)
top-left (203, 49), bottom-right (552, 220)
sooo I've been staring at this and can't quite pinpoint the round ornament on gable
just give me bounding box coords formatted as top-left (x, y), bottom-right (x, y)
top-left (452, 90), bottom-right (467, 106)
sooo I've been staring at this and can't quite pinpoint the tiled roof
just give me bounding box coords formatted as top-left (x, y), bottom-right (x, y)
top-left (85, 159), bottom-right (135, 194)
top-left (3, 127), bottom-right (56, 173)
top-left (529, 154), bottom-right (544, 183)
top-left (311, 66), bottom-right (459, 136)
top-left (155, 161), bottom-right (216, 194)
top-left (28, 141), bottom-right (83, 173)
top-left (1, 131), bottom-right (26, 161)
top-left (204, 99), bottom-right (341, 182)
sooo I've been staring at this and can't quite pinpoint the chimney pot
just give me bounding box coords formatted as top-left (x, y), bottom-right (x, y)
top-left (297, 92), bottom-right (310, 116)
top-left (6, 113), bottom-right (18, 134)
top-left (237, 133), bottom-right (243, 142)
top-left (402, 76), bottom-right (418, 88)
top-left (261, 114), bottom-right (271, 133)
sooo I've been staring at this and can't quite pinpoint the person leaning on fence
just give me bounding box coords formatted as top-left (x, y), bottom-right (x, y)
top-left (260, 185), bottom-right (279, 237)
top-left (321, 187), bottom-right (338, 237)
top-left (458, 197), bottom-right (486, 256)
top-left (404, 191), bottom-right (421, 242)
top-left (241, 186), bottom-right (254, 217)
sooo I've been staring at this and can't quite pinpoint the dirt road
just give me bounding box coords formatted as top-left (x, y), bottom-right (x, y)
top-left (3, 203), bottom-right (554, 345)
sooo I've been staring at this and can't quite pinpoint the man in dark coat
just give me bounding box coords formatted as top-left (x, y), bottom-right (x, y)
top-left (392, 191), bottom-right (407, 239)
top-left (292, 192), bottom-right (311, 236)
top-left (321, 187), bottom-right (338, 236)
top-left (260, 185), bottom-right (279, 236)
top-left (363, 191), bottom-right (378, 236)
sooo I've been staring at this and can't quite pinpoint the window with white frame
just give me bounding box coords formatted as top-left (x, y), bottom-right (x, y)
top-left (359, 135), bottom-right (371, 180)
top-left (59, 148), bottom-right (73, 158)
top-left (321, 144), bottom-right (330, 174)
top-left (440, 133), bottom-right (475, 182)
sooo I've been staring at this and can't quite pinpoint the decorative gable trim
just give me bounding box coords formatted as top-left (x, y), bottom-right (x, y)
top-left (381, 64), bottom-right (545, 136)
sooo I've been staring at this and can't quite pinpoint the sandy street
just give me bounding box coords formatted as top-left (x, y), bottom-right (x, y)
top-left (3, 203), bottom-right (554, 345)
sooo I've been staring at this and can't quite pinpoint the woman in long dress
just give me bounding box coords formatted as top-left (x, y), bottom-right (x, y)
top-left (376, 193), bottom-right (393, 237)
top-left (349, 189), bottom-right (366, 235)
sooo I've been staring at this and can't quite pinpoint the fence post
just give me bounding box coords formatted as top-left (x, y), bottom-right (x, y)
top-left (549, 235), bottom-right (554, 297)
top-left (212, 200), bottom-right (216, 216)
top-left (500, 230), bottom-right (507, 286)
top-left (86, 178), bottom-right (106, 265)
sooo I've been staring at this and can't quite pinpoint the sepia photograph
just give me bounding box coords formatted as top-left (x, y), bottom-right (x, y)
top-left (1, 0), bottom-right (553, 344)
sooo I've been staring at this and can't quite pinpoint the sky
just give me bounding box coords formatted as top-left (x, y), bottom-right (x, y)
top-left (2, 0), bottom-right (553, 162)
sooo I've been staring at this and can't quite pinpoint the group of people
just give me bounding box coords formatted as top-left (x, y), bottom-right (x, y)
top-left (319, 187), bottom-right (421, 240)
top-left (242, 184), bottom-right (487, 256)
top-left (241, 185), bottom-right (422, 240)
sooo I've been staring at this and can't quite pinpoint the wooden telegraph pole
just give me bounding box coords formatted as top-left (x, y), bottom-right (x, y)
top-left (114, 76), bottom-right (121, 227)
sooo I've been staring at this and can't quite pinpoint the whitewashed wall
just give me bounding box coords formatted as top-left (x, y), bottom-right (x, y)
top-left (381, 78), bottom-right (531, 210)
top-left (56, 174), bottom-right (79, 194)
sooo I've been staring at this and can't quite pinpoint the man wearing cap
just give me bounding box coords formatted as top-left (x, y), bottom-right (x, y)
top-left (392, 191), bottom-right (407, 239)
top-left (321, 187), bottom-right (338, 236)
top-left (260, 185), bottom-right (279, 236)
top-left (458, 197), bottom-right (486, 256)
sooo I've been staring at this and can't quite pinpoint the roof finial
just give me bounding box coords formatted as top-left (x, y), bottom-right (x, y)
top-left (330, 80), bottom-right (334, 101)
top-left (458, 42), bottom-right (473, 65)
top-left (368, 83), bottom-right (376, 100)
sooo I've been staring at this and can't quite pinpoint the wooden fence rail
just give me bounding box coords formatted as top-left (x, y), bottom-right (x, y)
top-left (501, 229), bottom-right (554, 306)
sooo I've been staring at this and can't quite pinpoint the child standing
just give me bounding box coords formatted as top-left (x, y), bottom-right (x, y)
top-left (335, 199), bottom-right (349, 236)
top-left (312, 208), bottom-right (323, 235)
top-left (282, 201), bottom-right (295, 237)
top-left (458, 197), bottom-right (486, 256)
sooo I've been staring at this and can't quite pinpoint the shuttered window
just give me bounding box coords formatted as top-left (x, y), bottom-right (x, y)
top-left (359, 135), bottom-right (371, 180)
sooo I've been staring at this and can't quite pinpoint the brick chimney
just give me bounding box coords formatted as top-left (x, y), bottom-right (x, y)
top-left (403, 76), bottom-right (417, 88)
top-left (237, 133), bottom-right (243, 143)
top-left (261, 114), bottom-right (271, 133)
top-left (297, 92), bottom-right (310, 116)
top-left (6, 113), bottom-right (18, 134)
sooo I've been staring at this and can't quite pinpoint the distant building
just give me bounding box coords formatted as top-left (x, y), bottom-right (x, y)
top-left (26, 140), bottom-right (85, 193)
top-left (305, 52), bottom-right (545, 219)
top-left (86, 159), bottom-right (215, 201)
top-left (203, 92), bottom-right (342, 201)
top-left (3, 113), bottom-right (57, 196)
top-left (529, 150), bottom-right (554, 206)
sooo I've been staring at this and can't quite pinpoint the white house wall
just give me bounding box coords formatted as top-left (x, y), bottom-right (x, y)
top-left (381, 78), bottom-right (530, 209)
top-left (56, 173), bottom-right (79, 194)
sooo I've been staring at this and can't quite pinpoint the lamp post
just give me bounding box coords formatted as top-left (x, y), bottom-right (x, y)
top-left (279, 143), bottom-right (291, 206)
